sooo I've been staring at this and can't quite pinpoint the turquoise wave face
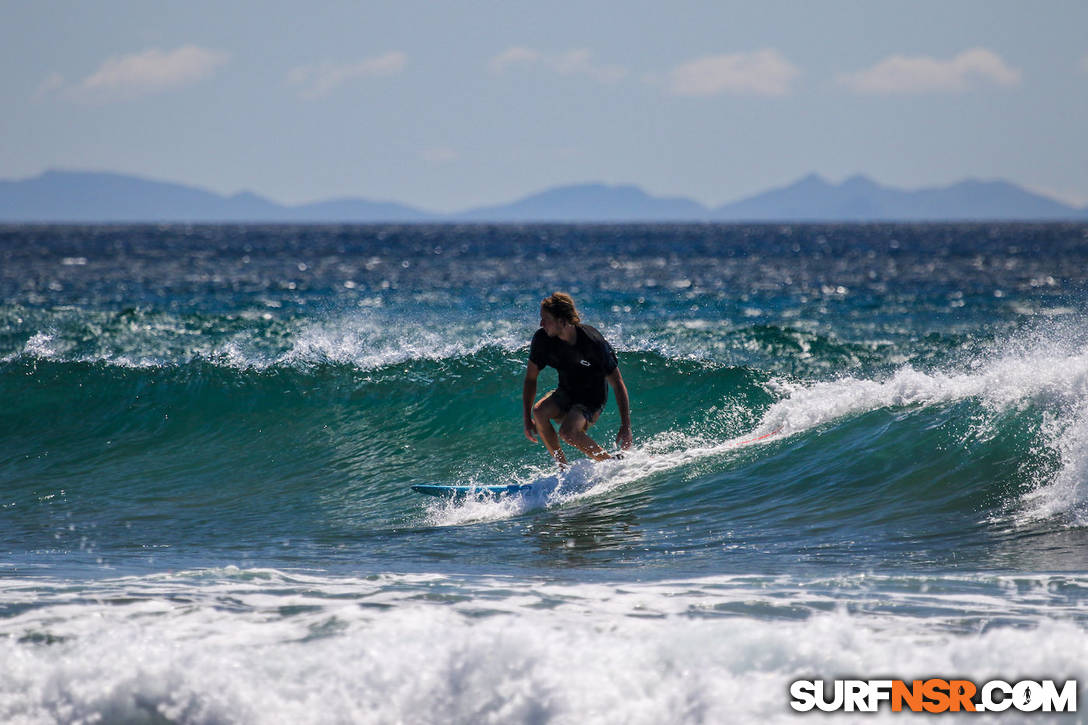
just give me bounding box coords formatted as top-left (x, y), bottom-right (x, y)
top-left (4, 332), bottom-right (1088, 578)
top-left (2, 224), bottom-right (1088, 579)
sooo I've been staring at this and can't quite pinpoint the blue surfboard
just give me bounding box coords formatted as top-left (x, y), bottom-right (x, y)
top-left (411, 482), bottom-right (537, 498)
top-left (411, 460), bottom-right (596, 499)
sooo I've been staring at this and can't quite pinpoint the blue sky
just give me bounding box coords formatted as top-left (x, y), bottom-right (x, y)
top-left (3, 1), bottom-right (1086, 210)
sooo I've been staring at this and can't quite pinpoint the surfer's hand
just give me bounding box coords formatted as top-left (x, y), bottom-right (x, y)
top-left (617, 424), bottom-right (633, 450)
top-left (524, 419), bottom-right (538, 443)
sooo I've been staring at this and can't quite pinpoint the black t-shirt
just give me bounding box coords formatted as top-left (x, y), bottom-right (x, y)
top-left (528, 324), bottom-right (618, 409)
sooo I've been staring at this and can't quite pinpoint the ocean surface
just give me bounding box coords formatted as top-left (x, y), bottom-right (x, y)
top-left (3, 222), bottom-right (1088, 723)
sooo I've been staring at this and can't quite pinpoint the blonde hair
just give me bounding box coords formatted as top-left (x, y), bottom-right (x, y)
top-left (541, 292), bottom-right (581, 324)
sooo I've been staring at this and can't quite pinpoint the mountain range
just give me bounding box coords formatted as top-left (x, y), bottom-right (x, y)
top-left (1, 170), bottom-right (1085, 223)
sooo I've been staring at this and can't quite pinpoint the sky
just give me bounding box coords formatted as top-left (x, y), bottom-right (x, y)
top-left (2, 1), bottom-right (1087, 211)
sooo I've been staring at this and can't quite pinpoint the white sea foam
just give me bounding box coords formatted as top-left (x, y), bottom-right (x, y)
top-left (755, 345), bottom-right (1088, 524)
top-left (760, 347), bottom-right (1088, 438)
top-left (8, 313), bottom-right (531, 371)
top-left (422, 457), bottom-right (636, 526)
top-left (10, 332), bottom-right (64, 362)
top-left (2, 571), bottom-right (1086, 724)
top-left (275, 316), bottom-right (526, 370)
top-left (1022, 402), bottom-right (1088, 524)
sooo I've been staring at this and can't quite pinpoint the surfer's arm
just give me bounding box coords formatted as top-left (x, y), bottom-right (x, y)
top-left (523, 362), bottom-right (541, 442)
top-left (606, 368), bottom-right (633, 449)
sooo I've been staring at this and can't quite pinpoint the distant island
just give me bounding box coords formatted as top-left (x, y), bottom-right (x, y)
top-left (1, 169), bottom-right (1085, 223)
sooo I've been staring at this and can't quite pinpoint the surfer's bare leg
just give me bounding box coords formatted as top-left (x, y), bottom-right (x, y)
top-left (532, 394), bottom-right (569, 465)
top-left (558, 410), bottom-right (612, 461)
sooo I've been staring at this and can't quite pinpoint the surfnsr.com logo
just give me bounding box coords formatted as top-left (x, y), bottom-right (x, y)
top-left (790, 679), bottom-right (1078, 714)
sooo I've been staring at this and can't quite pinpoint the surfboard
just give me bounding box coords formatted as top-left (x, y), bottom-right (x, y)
top-left (411, 482), bottom-right (536, 498)
top-left (411, 431), bottom-right (778, 500)
top-left (411, 460), bottom-right (594, 499)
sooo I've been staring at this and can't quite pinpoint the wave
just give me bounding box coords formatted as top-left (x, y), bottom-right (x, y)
top-left (3, 302), bottom-right (976, 378)
top-left (3, 569), bottom-right (1087, 724)
top-left (0, 306), bottom-right (530, 371)
top-left (425, 340), bottom-right (1088, 534)
top-left (758, 344), bottom-right (1088, 524)
top-left (4, 320), bottom-right (1088, 570)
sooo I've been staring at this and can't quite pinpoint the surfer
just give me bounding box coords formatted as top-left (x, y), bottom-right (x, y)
top-left (523, 292), bottom-right (633, 466)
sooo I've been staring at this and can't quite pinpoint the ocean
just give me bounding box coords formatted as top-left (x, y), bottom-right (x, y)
top-left (2, 222), bottom-right (1088, 723)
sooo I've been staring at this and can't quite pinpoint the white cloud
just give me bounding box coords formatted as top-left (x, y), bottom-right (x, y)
top-left (287, 52), bottom-right (407, 98)
top-left (488, 47), bottom-right (627, 83)
top-left (666, 50), bottom-right (799, 97)
top-left (76, 45), bottom-right (229, 98)
top-left (1080, 55), bottom-right (1088, 74)
top-left (838, 48), bottom-right (1021, 94)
